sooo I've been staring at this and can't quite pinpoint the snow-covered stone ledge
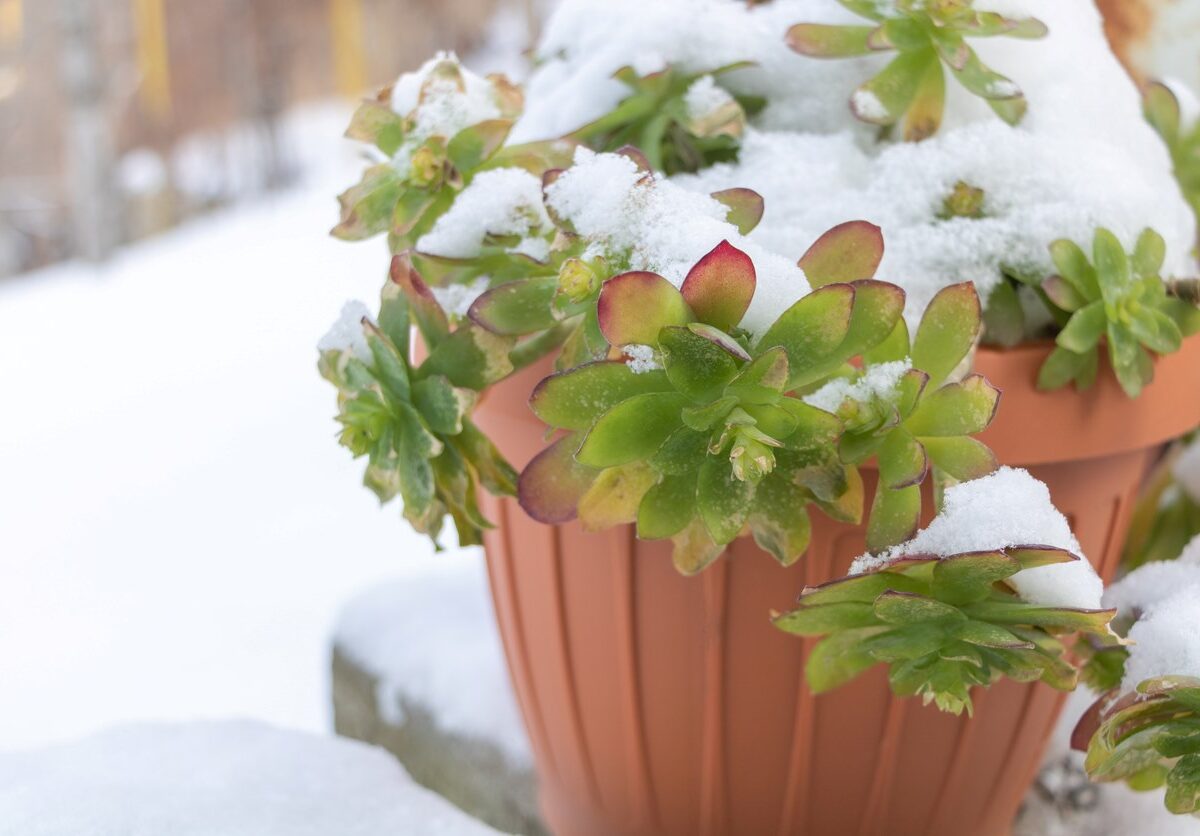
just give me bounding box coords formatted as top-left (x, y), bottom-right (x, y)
top-left (332, 551), bottom-right (544, 836)
top-left (0, 721), bottom-right (502, 835)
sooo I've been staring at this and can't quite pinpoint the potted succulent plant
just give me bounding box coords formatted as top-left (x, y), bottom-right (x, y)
top-left (319, 1), bottom-right (1200, 833)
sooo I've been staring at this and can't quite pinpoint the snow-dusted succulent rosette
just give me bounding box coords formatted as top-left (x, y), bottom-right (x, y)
top-left (1071, 535), bottom-right (1200, 817)
top-left (776, 468), bottom-right (1115, 715)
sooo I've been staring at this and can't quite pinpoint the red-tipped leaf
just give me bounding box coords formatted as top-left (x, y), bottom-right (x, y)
top-left (711, 188), bottom-right (765, 235)
top-left (597, 271), bottom-right (692, 346)
top-left (799, 221), bottom-right (885, 288)
top-left (517, 435), bottom-right (597, 524)
top-left (680, 241), bottom-right (756, 332)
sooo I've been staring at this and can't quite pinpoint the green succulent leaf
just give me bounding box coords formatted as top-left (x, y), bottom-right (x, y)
top-left (911, 282), bottom-right (981, 388)
top-left (798, 221), bottom-right (885, 289)
top-left (597, 271), bottom-right (693, 346)
top-left (530, 361), bottom-right (672, 431)
top-left (576, 392), bottom-right (689, 468)
top-left (756, 283), bottom-right (855, 387)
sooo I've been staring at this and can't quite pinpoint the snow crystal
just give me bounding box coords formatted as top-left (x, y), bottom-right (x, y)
top-left (684, 75), bottom-right (736, 122)
top-left (623, 344), bottom-right (662, 374)
top-left (803, 359), bottom-right (911, 414)
top-left (416, 168), bottom-right (552, 259)
top-left (519, 0), bottom-right (1192, 327)
top-left (1171, 437), bottom-right (1200, 503)
top-left (0, 721), bottom-right (499, 835)
top-left (1122, 586), bottom-right (1200, 691)
top-left (334, 551), bottom-right (531, 768)
top-left (851, 89), bottom-right (888, 122)
top-left (544, 148), bottom-right (808, 334)
top-left (850, 467), bottom-right (1104, 610)
top-left (1103, 534), bottom-right (1200, 617)
top-left (318, 300), bottom-right (374, 362)
top-left (430, 276), bottom-right (491, 319)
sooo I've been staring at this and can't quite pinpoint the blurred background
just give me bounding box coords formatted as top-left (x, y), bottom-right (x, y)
top-left (0, 0), bottom-right (541, 273)
top-left (0, 0), bottom-right (546, 753)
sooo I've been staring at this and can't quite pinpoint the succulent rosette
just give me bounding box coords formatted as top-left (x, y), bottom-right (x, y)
top-left (516, 222), bottom-right (1003, 575)
top-left (787, 0), bottom-right (1047, 140)
top-left (1037, 228), bottom-right (1200, 398)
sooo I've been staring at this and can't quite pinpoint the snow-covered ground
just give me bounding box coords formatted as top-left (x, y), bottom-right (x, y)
top-left (0, 720), bottom-right (500, 835)
top-left (0, 102), bottom-right (464, 751)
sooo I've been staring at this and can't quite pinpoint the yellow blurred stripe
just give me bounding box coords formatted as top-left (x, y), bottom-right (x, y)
top-left (133, 0), bottom-right (172, 119)
top-left (330, 0), bottom-right (367, 97)
top-left (0, 0), bottom-right (21, 46)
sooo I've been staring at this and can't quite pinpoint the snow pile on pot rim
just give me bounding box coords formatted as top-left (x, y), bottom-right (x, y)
top-left (509, 0), bottom-right (1194, 326)
top-left (1103, 533), bottom-right (1200, 691)
top-left (850, 467), bottom-right (1105, 611)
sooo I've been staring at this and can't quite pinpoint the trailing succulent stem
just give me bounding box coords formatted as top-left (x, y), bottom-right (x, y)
top-left (570, 64), bottom-right (762, 174)
top-left (776, 548), bottom-right (1117, 715)
top-left (1076, 677), bottom-right (1200, 816)
top-left (518, 224), bottom-right (1002, 574)
top-left (787, 0), bottom-right (1046, 140)
top-left (1036, 228), bottom-right (1200, 398)
top-left (319, 256), bottom-right (519, 547)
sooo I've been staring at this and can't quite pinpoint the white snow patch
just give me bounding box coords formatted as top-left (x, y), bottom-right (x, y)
top-left (623, 343), bottom-right (662, 374)
top-left (851, 89), bottom-right (888, 122)
top-left (417, 168), bottom-right (552, 259)
top-left (1122, 585), bottom-right (1200, 691)
top-left (684, 75), bottom-right (736, 122)
top-left (1103, 533), bottom-right (1200, 618)
top-left (544, 148), bottom-right (808, 334)
top-left (430, 277), bottom-right (492, 319)
top-left (333, 551), bottom-right (531, 768)
top-left (0, 721), bottom-right (500, 835)
top-left (803, 359), bottom-right (911, 414)
top-left (850, 467), bottom-right (1104, 610)
top-left (1171, 436), bottom-right (1200, 503)
top-left (318, 300), bottom-right (375, 362)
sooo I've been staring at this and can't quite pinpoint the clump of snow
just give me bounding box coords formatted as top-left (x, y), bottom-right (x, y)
top-left (334, 551), bottom-right (531, 768)
top-left (516, 0), bottom-right (1193, 327)
top-left (1171, 436), bottom-right (1200, 503)
top-left (623, 344), bottom-right (662, 374)
top-left (1103, 533), bottom-right (1200, 617)
top-left (545, 148), bottom-right (807, 333)
top-left (851, 89), bottom-right (888, 122)
top-left (684, 75), bottom-right (736, 123)
top-left (850, 467), bottom-right (1104, 611)
top-left (387, 53), bottom-right (507, 169)
top-left (1122, 585), bottom-right (1200, 691)
top-left (430, 277), bottom-right (492, 319)
top-left (803, 360), bottom-right (911, 414)
top-left (417, 168), bottom-right (552, 260)
top-left (319, 300), bottom-right (374, 362)
top-left (0, 721), bottom-right (500, 835)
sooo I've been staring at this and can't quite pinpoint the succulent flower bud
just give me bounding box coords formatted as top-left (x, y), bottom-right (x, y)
top-left (557, 258), bottom-right (599, 302)
top-left (943, 181), bottom-right (985, 219)
top-left (408, 144), bottom-right (443, 187)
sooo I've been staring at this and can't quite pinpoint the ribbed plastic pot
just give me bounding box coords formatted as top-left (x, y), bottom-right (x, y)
top-left (475, 337), bottom-right (1200, 836)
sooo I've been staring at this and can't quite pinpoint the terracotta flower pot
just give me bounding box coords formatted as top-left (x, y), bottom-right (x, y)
top-left (475, 337), bottom-right (1200, 836)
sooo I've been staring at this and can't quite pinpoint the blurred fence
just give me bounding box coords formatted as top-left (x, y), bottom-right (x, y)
top-left (0, 0), bottom-right (515, 278)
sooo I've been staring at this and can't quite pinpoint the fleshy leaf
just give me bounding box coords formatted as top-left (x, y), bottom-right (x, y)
top-left (680, 241), bottom-right (756, 332)
top-left (711, 188), bottom-right (765, 235)
top-left (637, 472), bottom-right (698, 539)
top-left (697, 455), bottom-right (755, 545)
top-left (468, 276), bottom-right (560, 335)
top-left (517, 434), bottom-right (597, 524)
top-left (798, 221), bottom-right (885, 289)
top-left (911, 282), bottom-right (981, 387)
top-left (577, 462), bottom-right (659, 532)
top-left (530, 361), bottom-right (672, 431)
top-left (659, 326), bottom-right (741, 400)
top-left (576, 392), bottom-right (689, 468)
top-left (904, 374), bottom-right (1000, 437)
top-left (921, 436), bottom-right (998, 482)
top-left (597, 271), bottom-right (693, 346)
top-left (786, 23), bottom-right (877, 58)
top-left (755, 283), bottom-right (855, 387)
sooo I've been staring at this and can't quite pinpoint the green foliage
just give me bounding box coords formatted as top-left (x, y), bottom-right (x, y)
top-left (786, 0), bottom-right (1046, 141)
top-left (333, 58), bottom-right (571, 252)
top-left (775, 548), bottom-right (1117, 715)
top-left (1122, 437), bottom-right (1200, 571)
top-left (814, 283), bottom-right (999, 551)
top-left (1037, 228), bottom-right (1200, 398)
top-left (319, 256), bottom-right (519, 547)
top-left (570, 64), bottom-right (762, 174)
top-left (1081, 676), bottom-right (1200, 816)
top-left (518, 232), bottom-right (1001, 574)
top-left (1146, 81), bottom-right (1200, 240)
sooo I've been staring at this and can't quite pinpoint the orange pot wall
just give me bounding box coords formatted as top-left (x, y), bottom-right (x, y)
top-left (475, 337), bottom-right (1200, 836)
